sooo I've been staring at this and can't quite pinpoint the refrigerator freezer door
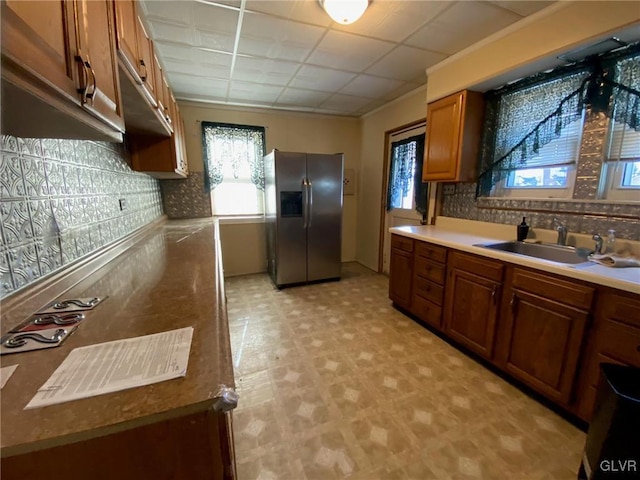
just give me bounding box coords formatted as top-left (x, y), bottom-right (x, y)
top-left (306, 154), bottom-right (343, 282)
top-left (274, 152), bottom-right (308, 286)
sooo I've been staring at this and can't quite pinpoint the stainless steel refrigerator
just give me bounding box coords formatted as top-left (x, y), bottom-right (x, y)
top-left (264, 150), bottom-right (343, 288)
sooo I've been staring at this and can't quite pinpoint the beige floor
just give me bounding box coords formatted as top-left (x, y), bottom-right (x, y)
top-left (225, 263), bottom-right (585, 480)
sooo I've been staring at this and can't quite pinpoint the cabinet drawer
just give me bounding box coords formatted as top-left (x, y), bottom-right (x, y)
top-left (586, 320), bottom-right (640, 387)
top-left (391, 235), bottom-right (413, 253)
top-left (411, 295), bottom-right (442, 329)
top-left (414, 257), bottom-right (445, 284)
top-left (415, 242), bottom-right (447, 263)
top-left (598, 292), bottom-right (640, 329)
top-left (512, 269), bottom-right (594, 310)
top-left (414, 276), bottom-right (444, 305)
top-left (449, 251), bottom-right (503, 282)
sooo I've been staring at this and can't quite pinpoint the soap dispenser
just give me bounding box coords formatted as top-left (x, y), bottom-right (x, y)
top-left (606, 229), bottom-right (616, 254)
top-left (517, 217), bottom-right (529, 242)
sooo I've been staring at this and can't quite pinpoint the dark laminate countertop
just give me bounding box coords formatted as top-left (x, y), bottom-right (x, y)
top-left (0, 218), bottom-right (235, 457)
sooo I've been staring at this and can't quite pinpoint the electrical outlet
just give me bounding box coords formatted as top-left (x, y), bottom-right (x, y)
top-left (119, 198), bottom-right (127, 211)
top-left (443, 184), bottom-right (456, 195)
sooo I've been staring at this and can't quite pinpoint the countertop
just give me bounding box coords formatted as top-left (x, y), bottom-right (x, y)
top-left (390, 225), bottom-right (640, 294)
top-left (0, 219), bottom-right (235, 457)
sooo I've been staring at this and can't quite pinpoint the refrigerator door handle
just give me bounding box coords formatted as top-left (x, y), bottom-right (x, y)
top-left (302, 178), bottom-right (309, 229)
top-left (307, 179), bottom-right (313, 228)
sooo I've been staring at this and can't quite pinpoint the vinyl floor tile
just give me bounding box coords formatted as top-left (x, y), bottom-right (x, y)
top-left (226, 263), bottom-right (585, 479)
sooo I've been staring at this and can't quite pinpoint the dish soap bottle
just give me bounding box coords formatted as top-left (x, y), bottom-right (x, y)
top-left (517, 217), bottom-right (529, 242)
top-left (606, 229), bottom-right (616, 254)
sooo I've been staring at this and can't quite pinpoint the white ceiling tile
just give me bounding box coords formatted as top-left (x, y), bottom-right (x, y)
top-left (192, 2), bottom-right (240, 34)
top-left (229, 82), bottom-right (284, 103)
top-left (306, 30), bottom-right (395, 72)
top-left (233, 57), bottom-right (300, 85)
top-left (366, 46), bottom-right (446, 81)
top-left (196, 28), bottom-right (237, 52)
top-left (382, 82), bottom-right (425, 102)
top-left (168, 72), bottom-right (229, 98)
top-left (490, 1), bottom-right (555, 17)
top-left (319, 94), bottom-right (373, 112)
top-left (339, 75), bottom-right (403, 98)
top-left (238, 12), bottom-right (325, 62)
top-left (144, 1), bottom-right (194, 25)
top-left (406, 1), bottom-right (522, 55)
top-left (334, 0), bottom-right (452, 42)
top-left (147, 20), bottom-right (196, 45)
top-left (245, 0), bottom-right (332, 27)
top-left (290, 65), bottom-right (356, 92)
top-left (275, 88), bottom-right (332, 107)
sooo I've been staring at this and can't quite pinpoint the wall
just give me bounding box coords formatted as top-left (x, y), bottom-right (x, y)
top-left (426, 1), bottom-right (640, 102)
top-left (0, 135), bottom-right (163, 299)
top-left (356, 87), bottom-right (428, 270)
top-left (218, 221), bottom-right (267, 277)
top-left (172, 101), bottom-right (361, 266)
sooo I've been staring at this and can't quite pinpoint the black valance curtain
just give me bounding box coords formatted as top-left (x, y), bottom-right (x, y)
top-left (477, 42), bottom-right (640, 197)
top-left (386, 134), bottom-right (428, 215)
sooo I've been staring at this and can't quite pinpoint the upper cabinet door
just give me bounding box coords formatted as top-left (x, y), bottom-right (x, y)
top-left (136, 15), bottom-right (157, 105)
top-left (114, 0), bottom-right (140, 83)
top-left (1, 0), bottom-right (79, 103)
top-left (422, 90), bottom-right (484, 183)
top-left (74, 0), bottom-right (124, 132)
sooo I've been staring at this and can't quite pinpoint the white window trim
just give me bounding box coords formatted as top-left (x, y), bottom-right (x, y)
top-left (601, 161), bottom-right (640, 202)
top-left (493, 167), bottom-right (577, 199)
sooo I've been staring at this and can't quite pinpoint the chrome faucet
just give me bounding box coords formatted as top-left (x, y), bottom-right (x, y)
top-left (553, 217), bottom-right (567, 246)
top-left (592, 234), bottom-right (604, 254)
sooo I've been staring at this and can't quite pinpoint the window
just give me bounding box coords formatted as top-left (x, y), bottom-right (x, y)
top-left (601, 51), bottom-right (640, 201)
top-left (479, 69), bottom-right (589, 198)
top-left (386, 133), bottom-right (427, 214)
top-left (202, 122), bottom-right (266, 215)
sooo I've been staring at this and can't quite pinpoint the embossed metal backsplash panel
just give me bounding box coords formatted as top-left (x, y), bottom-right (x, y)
top-left (160, 172), bottom-right (212, 219)
top-left (441, 183), bottom-right (640, 241)
top-left (0, 136), bottom-right (163, 299)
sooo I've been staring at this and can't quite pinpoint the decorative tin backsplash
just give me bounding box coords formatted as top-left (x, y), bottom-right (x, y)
top-left (160, 172), bottom-right (212, 219)
top-left (441, 183), bottom-right (640, 241)
top-left (0, 135), bottom-right (163, 299)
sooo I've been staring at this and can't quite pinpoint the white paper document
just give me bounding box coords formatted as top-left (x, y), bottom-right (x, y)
top-left (26, 327), bottom-right (194, 409)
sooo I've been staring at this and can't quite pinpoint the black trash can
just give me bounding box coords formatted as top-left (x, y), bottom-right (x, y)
top-left (578, 364), bottom-right (640, 479)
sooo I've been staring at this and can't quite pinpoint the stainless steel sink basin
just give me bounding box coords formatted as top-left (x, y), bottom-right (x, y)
top-left (474, 241), bottom-right (593, 264)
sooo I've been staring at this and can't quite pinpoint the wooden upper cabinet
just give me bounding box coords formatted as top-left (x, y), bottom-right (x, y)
top-left (74, 0), bottom-right (124, 132)
top-left (136, 15), bottom-right (156, 104)
top-left (114, 0), bottom-right (140, 83)
top-left (2, 1), bottom-right (78, 102)
top-left (1, 0), bottom-right (124, 141)
top-left (129, 95), bottom-right (188, 179)
top-left (422, 90), bottom-right (484, 182)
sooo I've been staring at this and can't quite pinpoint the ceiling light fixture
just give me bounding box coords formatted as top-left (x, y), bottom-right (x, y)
top-left (318, 0), bottom-right (370, 25)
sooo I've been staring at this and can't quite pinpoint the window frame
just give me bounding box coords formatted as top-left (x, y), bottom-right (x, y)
top-left (201, 121), bottom-right (267, 217)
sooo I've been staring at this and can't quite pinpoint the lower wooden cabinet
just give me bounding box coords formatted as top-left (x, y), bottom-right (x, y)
top-left (386, 234), bottom-right (638, 421)
top-left (389, 235), bottom-right (413, 309)
top-left (576, 291), bottom-right (640, 420)
top-left (444, 252), bottom-right (502, 360)
top-left (495, 268), bottom-right (594, 406)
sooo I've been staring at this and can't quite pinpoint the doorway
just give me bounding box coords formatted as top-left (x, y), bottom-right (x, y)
top-left (380, 122), bottom-right (427, 274)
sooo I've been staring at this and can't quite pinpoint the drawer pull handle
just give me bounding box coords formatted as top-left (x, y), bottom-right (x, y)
top-left (491, 286), bottom-right (498, 304)
top-left (510, 293), bottom-right (518, 313)
top-left (139, 59), bottom-right (148, 82)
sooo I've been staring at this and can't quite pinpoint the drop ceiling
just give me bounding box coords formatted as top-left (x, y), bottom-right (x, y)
top-left (139, 0), bottom-right (555, 117)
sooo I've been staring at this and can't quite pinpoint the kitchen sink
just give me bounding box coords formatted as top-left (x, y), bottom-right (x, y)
top-left (474, 241), bottom-right (593, 264)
